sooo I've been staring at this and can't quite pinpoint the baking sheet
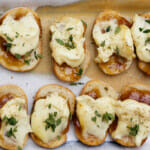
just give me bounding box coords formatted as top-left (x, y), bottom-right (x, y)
top-left (0, 0), bottom-right (150, 149)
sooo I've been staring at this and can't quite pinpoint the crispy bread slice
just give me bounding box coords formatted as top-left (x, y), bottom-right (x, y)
top-left (0, 84), bottom-right (28, 150)
top-left (30, 84), bottom-right (75, 148)
top-left (92, 10), bottom-right (133, 75)
top-left (0, 7), bottom-right (42, 72)
top-left (109, 83), bottom-right (150, 147)
top-left (50, 19), bottom-right (90, 82)
top-left (73, 80), bottom-right (117, 146)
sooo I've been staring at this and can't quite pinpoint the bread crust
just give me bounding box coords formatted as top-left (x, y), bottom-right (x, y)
top-left (0, 7), bottom-right (42, 72)
top-left (109, 83), bottom-right (150, 147)
top-left (73, 80), bottom-right (117, 146)
top-left (0, 84), bottom-right (28, 150)
top-left (50, 18), bottom-right (90, 82)
top-left (92, 10), bottom-right (133, 75)
top-left (30, 84), bottom-right (75, 148)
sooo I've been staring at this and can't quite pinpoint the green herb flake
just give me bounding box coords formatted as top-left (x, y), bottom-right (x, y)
top-left (127, 124), bottom-right (139, 136)
top-left (100, 40), bottom-right (105, 47)
top-left (4, 43), bottom-right (12, 51)
top-left (7, 127), bottom-right (17, 138)
top-left (95, 110), bottom-right (101, 117)
top-left (15, 54), bottom-right (21, 59)
top-left (18, 105), bottom-right (22, 111)
top-left (15, 32), bottom-right (19, 38)
top-left (115, 47), bottom-right (119, 55)
top-left (106, 26), bottom-right (111, 32)
top-left (3, 116), bottom-right (18, 126)
top-left (69, 113), bottom-right (72, 120)
top-left (17, 146), bottom-right (22, 150)
top-left (48, 104), bottom-right (51, 109)
top-left (81, 19), bottom-right (87, 27)
top-left (91, 116), bottom-right (97, 122)
top-left (54, 112), bottom-right (57, 117)
top-left (145, 20), bottom-right (150, 24)
top-left (143, 29), bottom-right (150, 33)
top-left (75, 68), bottom-right (83, 76)
top-left (145, 37), bottom-right (150, 45)
top-left (34, 51), bottom-right (43, 60)
top-left (115, 26), bottom-right (121, 34)
top-left (139, 27), bottom-right (143, 32)
top-left (102, 112), bottom-right (115, 123)
top-left (24, 59), bottom-right (31, 65)
top-left (56, 39), bottom-right (65, 46)
top-left (56, 118), bottom-right (61, 126)
top-left (5, 34), bottom-right (13, 42)
top-left (57, 136), bottom-right (61, 140)
top-left (70, 82), bottom-right (84, 86)
top-left (22, 43), bottom-right (25, 47)
top-left (66, 27), bottom-right (73, 31)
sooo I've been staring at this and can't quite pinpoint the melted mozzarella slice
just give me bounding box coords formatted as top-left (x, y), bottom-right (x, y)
top-left (0, 12), bottom-right (40, 56)
top-left (50, 17), bottom-right (85, 68)
top-left (76, 95), bottom-right (115, 140)
top-left (0, 98), bottom-right (31, 146)
top-left (93, 19), bottom-right (135, 63)
top-left (131, 14), bottom-right (150, 62)
top-left (112, 99), bottom-right (150, 147)
top-left (31, 93), bottom-right (70, 143)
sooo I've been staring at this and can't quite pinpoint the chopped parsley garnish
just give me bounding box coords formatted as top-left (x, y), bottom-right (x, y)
top-left (145, 37), bottom-right (150, 45)
top-left (25, 51), bottom-right (32, 57)
top-left (2, 116), bottom-right (18, 126)
top-left (54, 112), bottom-right (57, 117)
top-left (5, 34), bottom-right (13, 42)
top-left (127, 124), bottom-right (139, 136)
top-left (48, 104), bottom-right (51, 109)
top-left (57, 136), bottom-right (61, 140)
top-left (75, 68), bottom-right (83, 76)
top-left (17, 146), bottom-right (22, 150)
top-left (15, 32), bottom-right (19, 38)
top-left (100, 40), bottom-right (105, 47)
top-left (115, 47), bottom-right (119, 55)
top-left (22, 43), bottom-right (25, 47)
top-left (66, 27), bottom-right (73, 31)
top-left (145, 20), bottom-right (150, 24)
top-left (143, 29), bottom-right (150, 33)
top-left (102, 112), bottom-right (115, 123)
top-left (34, 51), bottom-right (43, 60)
top-left (139, 27), bottom-right (143, 32)
top-left (24, 59), bottom-right (31, 65)
top-left (18, 105), bottom-right (22, 111)
top-left (91, 116), bottom-right (97, 122)
top-left (106, 26), bottom-right (111, 32)
top-left (70, 82), bottom-right (84, 86)
top-left (115, 26), bottom-right (121, 34)
top-left (95, 110), bottom-right (101, 117)
top-left (44, 112), bottom-right (61, 132)
top-left (56, 39), bottom-right (64, 46)
top-left (7, 127), bottom-right (17, 138)
top-left (81, 19), bottom-right (87, 27)
top-left (4, 43), bottom-right (12, 51)
top-left (15, 54), bottom-right (21, 59)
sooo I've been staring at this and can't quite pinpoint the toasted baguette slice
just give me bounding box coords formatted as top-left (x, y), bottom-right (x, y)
top-left (30, 84), bottom-right (75, 148)
top-left (50, 18), bottom-right (90, 82)
top-left (0, 84), bottom-right (28, 150)
top-left (0, 7), bottom-right (42, 72)
top-left (109, 83), bottom-right (150, 147)
top-left (73, 80), bottom-right (117, 146)
top-left (134, 13), bottom-right (150, 75)
top-left (92, 10), bottom-right (134, 75)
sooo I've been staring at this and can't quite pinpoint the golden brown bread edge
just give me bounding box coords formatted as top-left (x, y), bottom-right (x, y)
top-left (50, 20), bottom-right (90, 82)
top-left (0, 84), bottom-right (28, 150)
top-left (0, 7), bottom-right (42, 72)
top-left (109, 83), bottom-right (150, 147)
top-left (92, 10), bottom-right (133, 75)
top-left (73, 80), bottom-right (118, 146)
top-left (30, 84), bottom-right (76, 148)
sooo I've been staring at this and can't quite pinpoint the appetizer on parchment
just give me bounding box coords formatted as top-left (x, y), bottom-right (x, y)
top-left (92, 10), bottom-right (135, 75)
top-left (0, 7), bottom-right (42, 72)
top-left (50, 17), bottom-right (90, 82)
top-left (30, 84), bottom-right (75, 148)
top-left (0, 85), bottom-right (31, 150)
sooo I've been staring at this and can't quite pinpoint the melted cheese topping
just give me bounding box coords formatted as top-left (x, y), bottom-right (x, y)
top-left (50, 17), bottom-right (85, 68)
top-left (76, 95), bottom-right (115, 140)
top-left (93, 19), bottom-right (135, 63)
top-left (131, 14), bottom-right (150, 62)
top-left (0, 12), bottom-right (40, 56)
top-left (0, 98), bottom-right (31, 146)
top-left (112, 99), bottom-right (150, 147)
top-left (31, 93), bottom-right (69, 143)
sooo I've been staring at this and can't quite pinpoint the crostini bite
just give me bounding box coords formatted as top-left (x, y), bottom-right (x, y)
top-left (0, 84), bottom-right (31, 150)
top-left (73, 80), bottom-right (117, 146)
top-left (49, 17), bottom-right (90, 82)
top-left (30, 84), bottom-right (75, 148)
top-left (92, 10), bottom-right (135, 75)
top-left (131, 13), bottom-right (150, 75)
top-left (0, 7), bottom-right (42, 72)
top-left (109, 83), bottom-right (150, 147)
